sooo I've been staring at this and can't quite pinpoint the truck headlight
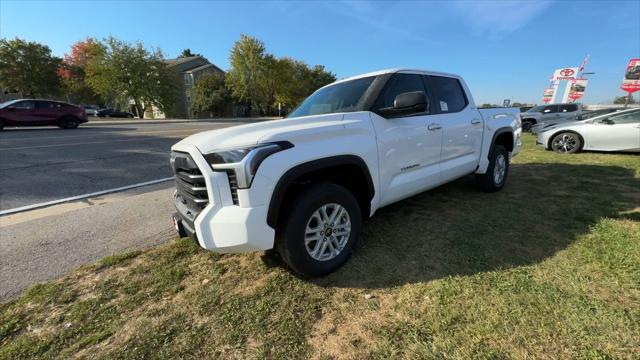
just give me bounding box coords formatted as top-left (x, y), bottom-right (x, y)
top-left (203, 142), bottom-right (293, 188)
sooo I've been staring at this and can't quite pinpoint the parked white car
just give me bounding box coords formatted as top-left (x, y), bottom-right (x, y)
top-left (82, 105), bottom-right (100, 116)
top-left (537, 108), bottom-right (640, 153)
top-left (171, 68), bottom-right (522, 276)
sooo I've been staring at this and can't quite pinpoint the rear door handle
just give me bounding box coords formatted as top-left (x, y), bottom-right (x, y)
top-left (471, 118), bottom-right (481, 124)
top-left (428, 123), bottom-right (442, 131)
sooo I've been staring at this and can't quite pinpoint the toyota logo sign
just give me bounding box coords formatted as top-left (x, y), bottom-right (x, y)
top-left (560, 68), bottom-right (575, 77)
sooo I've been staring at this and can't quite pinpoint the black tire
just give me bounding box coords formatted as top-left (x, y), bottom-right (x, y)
top-left (522, 121), bottom-right (534, 133)
top-left (476, 145), bottom-right (509, 192)
top-left (59, 116), bottom-right (79, 129)
top-left (550, 132), bottom-right (582, 154)
top-left (276, 183), bottom-right (362, 277)
top-left (128, 114), bottom-right (134, 118)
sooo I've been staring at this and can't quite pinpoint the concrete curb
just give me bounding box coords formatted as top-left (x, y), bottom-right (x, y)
top-left (85, 117), bottom-right (280, 126)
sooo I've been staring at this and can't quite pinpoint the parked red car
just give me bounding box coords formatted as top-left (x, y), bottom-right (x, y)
top-left (0, 99), bottom-right (88, 130)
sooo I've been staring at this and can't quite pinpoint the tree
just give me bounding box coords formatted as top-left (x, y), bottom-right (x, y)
top-left (225, 34), bottom-right (273, 113)
top-left (0, 38), bottom-right (62, 97)
top-left (85, 37), bottom-right (176, 118)
top-left (614, 95), bottom-right (636, 104)
top-left (58, 38), bottom-right (102, 104)
top-left (178, 48), bottom-right (202, 58)
top-left (270, 58), bottom-right (335, 112)
top-left (226, 34), bottom-right (336, 115)
top-left (191, 72), bottom-right (230, 116)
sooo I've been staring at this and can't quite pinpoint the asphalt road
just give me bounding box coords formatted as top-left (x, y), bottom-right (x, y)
top-left (0, 121), bottom-right (234, 211)
top-left (0, 120), bottom-right (258, 301)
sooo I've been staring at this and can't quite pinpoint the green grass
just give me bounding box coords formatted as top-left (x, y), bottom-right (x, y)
top-left (1, 136), bottom-right (639, 359)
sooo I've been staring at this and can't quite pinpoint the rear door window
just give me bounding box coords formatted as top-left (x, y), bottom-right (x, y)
top-left (560, 104), bottom-right (578, 112)
top-left (35, 101), bottom-right (54, 110)
top-left (427, 76), bottom-right (468, 113)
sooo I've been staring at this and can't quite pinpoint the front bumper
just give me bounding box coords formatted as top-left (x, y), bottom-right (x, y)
top-left (171, 143), bottom-right (275, 253)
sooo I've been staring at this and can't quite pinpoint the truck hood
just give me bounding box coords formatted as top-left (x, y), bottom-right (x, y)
top-left (173, 113), bottom-right (345, 154)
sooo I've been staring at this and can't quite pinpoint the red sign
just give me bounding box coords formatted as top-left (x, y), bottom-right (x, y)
top-left (621, 58), bottom-right (640, 93)
top-left (542, 87), bottom-right (554, 103)
top-left (568, 79), bottom-right (588, 101)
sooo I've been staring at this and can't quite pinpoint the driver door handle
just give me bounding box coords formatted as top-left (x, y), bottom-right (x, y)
top-left (428, 123), bottom-right (442, 131)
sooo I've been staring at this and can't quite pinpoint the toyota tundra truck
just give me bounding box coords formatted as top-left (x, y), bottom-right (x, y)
top-left (171, 69), bottom-right (522, 276)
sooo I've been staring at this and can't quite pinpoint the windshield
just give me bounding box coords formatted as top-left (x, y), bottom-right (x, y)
top-left (288, 76), bottom-right (376, 118)
top-left (527, 105), bottom-right (546, 113)
top-left (0, 99), bottom-right (20, 109)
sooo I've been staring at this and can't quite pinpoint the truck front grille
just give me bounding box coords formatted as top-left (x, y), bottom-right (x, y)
top-left (172, 152), bottom-right (209, 217)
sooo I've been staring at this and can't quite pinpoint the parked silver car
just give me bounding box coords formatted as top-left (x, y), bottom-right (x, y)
top-left (536, 108), bottom-right (640, 153)
top-left (531, 108), bottom-right (620, 135)
top-left (521, 103), bottom-right (581, 132)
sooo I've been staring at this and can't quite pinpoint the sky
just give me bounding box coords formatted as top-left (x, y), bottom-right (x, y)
top-left (1, 0), bottom-right (639, 105)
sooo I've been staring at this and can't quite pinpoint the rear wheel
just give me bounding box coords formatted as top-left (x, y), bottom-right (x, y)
top-left (476, 145), bottom-right (509, 192)
top-left (59, 116), bottom-right (79, 129)
top-left (276, 183), bottom-right (361, 277)
top-left (550, 132), bottom-right (581, 154)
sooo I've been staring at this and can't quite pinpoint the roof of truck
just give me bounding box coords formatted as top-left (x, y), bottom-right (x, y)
top-left (330, 68), bottom-right (462, 86)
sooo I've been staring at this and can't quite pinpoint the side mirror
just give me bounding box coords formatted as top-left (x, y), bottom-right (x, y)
top-left (601, 119), bottom-right (614, 125)
top-left (378, 91), bottom-right (427, 118)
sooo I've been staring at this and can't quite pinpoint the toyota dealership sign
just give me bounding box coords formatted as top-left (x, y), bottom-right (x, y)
top-left (553, 67), bottom-right (579, 81)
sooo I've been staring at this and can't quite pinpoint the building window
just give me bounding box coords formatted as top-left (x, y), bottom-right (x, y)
top-left (184, 73), bottom-right (193, 86)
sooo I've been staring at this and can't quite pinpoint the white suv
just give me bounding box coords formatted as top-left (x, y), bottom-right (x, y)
top-left (171, 69), bottom-right (522, 276)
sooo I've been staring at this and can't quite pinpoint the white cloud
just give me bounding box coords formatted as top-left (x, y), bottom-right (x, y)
top-left (450, 0), bottom-right (553, 39)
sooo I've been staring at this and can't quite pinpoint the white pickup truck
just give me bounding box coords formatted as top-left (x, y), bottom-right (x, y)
top-left (171, 69), bottom-right (522, 276)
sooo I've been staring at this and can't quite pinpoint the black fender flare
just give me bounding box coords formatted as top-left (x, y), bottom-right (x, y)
top-left (488, 127), bottom-right (515, 157)
top-left (266, 155), bottom-right (375, 229)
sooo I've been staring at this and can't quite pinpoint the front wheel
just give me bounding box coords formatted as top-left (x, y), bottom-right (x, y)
top-left (522, 121), bottom-right (534, 133)
top-left (59, 117), bottom-right (79, 129)
top-left (550, 132), bottom-right (581, 154)
top-left (476, 145), bottom-right (509, 192)
top-left (276, 183), bottom-right (362, 277)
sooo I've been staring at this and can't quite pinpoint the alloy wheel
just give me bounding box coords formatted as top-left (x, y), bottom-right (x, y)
top-left (304, 203), bottom-right (351, 261)
top-left (552, 133), bottom-right (578, 153)
top-left (494, 153), bottom-right (507, 184)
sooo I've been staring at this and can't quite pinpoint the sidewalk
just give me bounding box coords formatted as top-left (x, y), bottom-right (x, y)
top-left (86, 116), bottom-right (281, 126)
top-left (0, 182), bottom-right (176, 302)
